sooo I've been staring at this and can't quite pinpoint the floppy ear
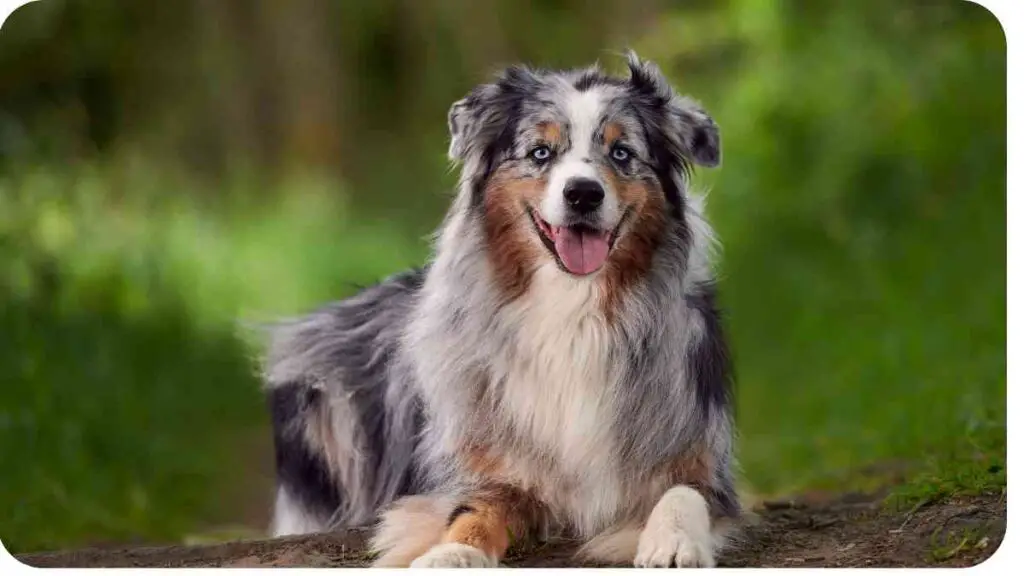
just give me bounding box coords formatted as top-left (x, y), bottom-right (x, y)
top-left (626, 51), bottom-right (721, 168)
top-left (669, 96), bottom-right (721, 168)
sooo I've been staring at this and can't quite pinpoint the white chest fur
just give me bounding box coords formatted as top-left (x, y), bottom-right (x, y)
top-left (491, 264), bottom-right (624, 533)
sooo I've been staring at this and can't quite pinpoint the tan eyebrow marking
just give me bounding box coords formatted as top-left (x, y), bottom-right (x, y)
top-left (537, 121), bottom-right (562, 144)
top-left (603, 122), bottom-right (624, 147)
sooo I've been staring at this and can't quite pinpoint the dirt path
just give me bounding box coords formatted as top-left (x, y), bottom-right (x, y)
top-left (17, 491), bottom-right (1005, 568)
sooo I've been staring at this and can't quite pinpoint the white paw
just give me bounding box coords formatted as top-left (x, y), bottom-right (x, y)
top-left (634, 524), bottom-right (714, 568)
top-left (633, 486), bottom-right (716, 568)
top-left (410, 543), bottom-right (498, 568)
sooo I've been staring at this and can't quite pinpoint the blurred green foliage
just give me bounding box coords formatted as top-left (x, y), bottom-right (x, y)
top-left (0, 0), bottom-right (1006, 555)
top-left (0, 164), bottom-right (424, 553)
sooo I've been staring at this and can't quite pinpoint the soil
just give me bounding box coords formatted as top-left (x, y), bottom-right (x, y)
top-left (16, 490), bottom-right (1005, 568)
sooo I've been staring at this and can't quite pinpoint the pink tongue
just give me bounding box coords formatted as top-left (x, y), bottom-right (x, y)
top-left (552, 226), bottom-right (610, 275)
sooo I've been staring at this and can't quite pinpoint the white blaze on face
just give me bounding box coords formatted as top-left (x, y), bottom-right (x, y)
top-left (534, 87), bottom-right (624, 276)
top-left (540, 87), bottom-right (621, 230)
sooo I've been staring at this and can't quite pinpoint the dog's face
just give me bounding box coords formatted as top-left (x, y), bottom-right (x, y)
top-left (448, 53), bottom-right (719, 297)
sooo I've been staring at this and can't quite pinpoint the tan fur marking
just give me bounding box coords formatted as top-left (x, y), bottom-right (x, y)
top-left (443, 502), bottom-right (509, 557)
top-left (599, 168), bottom-right (667, 318)
top-left (441, 485), bottom-right (546, 560)
top-left (538, 121), bottom-right (562, 145)
top-left (483, 168), bottom-right (547, 302)
top-left (603, 123), bottom-right (624, 147)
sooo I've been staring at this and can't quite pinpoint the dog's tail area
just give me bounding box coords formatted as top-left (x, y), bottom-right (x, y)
top-left (261, 270), bottom-right (427, 537)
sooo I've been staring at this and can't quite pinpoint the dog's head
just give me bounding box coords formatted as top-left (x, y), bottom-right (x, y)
top-left (447, 52), bottom-right (719, 298)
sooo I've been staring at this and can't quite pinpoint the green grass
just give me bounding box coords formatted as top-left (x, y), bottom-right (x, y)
top-left (884, 420), bottom-right (1006, 511)
top-left (928, 524), bottom-right (998, 562)
top-left (722, 192), bottom-right (1006, 502)
top-left (719, 156), bottom-right (1007, 504)
top-left (0, 267), bottom-right (263, 552)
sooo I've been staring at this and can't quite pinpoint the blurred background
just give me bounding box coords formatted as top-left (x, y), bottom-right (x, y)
top-left (0, 0), bottom-right (1005, 554)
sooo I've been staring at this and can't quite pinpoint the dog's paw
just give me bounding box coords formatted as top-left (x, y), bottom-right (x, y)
top-left (410, 543), bottom-right (498, 568)
top-left (634, 524), bottom-right (714, 567)
top-left (633, 486), bottom-right (716, 568)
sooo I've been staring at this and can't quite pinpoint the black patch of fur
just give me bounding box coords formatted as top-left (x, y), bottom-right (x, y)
top-left (652, 139), bottom-right (687, 220)
top-left (268, 382), bottom-right (342, 519)
top-left (684, 283), bottom-right (741, 520)
top-left (446, 504), bottom-right (476, 526)
top-left (573, 69), bottom-right (621, 92)
top-left (685, 281), bottom-right (733, 416)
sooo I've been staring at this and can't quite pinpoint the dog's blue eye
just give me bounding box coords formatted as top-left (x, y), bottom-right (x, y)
top-left (610, 145), bottom-right (632, 164)
top-left (530, 146), bottom-right (552, 163)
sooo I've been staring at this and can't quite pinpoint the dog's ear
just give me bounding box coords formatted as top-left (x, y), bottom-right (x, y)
top-left (447, 91), bottom-right (482, 161)
top-left (446, 79), bottom-right (505, 163)
top-left (448, 66), bottom-right (541, 163)
top-left (626, 51), bottom-right (721, 168)
top-left (668, 96), bottom-right (720, 168)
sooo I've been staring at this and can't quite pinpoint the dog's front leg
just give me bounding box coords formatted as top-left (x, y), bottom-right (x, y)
top-left (634, 485), bottom-right (716, 568)
top-left (411, 484), bottom-right (536, 568)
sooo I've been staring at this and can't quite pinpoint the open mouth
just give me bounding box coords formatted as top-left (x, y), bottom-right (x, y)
top-left (527, 207), bottom-right (627, 276)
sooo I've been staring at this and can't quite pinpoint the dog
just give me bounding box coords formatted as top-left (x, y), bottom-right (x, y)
top-left (262, 51), bottom-right (741, 568)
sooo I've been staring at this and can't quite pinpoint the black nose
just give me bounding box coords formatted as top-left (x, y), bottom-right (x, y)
top-left (563, 178), bottom-right (604, 213)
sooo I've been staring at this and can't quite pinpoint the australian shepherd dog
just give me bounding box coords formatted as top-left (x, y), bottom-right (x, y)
top-left (263, 52), bottom-right (742, 568)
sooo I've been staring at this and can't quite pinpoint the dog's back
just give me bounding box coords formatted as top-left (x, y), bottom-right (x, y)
top-left (263, 268), bottom-right (425, 535)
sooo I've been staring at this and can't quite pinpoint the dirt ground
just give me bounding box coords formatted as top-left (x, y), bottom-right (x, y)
top-left (17, 490), bottom-right (1005, 568)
